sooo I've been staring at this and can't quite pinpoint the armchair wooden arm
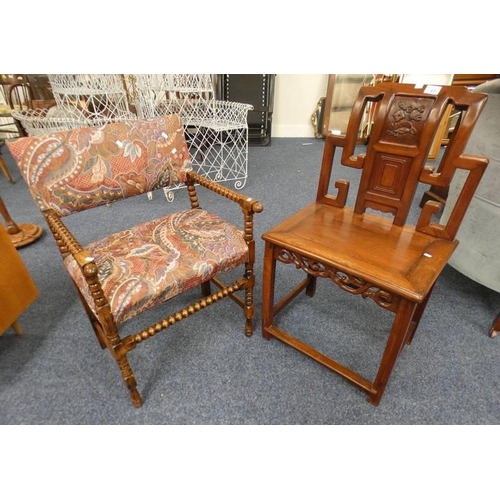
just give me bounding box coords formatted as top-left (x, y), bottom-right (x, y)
top-left (44, 210), bottom-right (85, 258)
top-left (185, 171), bottom-right (263, 337)
top-left (187, 171), bottom-right (263, 215)
top-left (44, 210), bottom-right (112, 317)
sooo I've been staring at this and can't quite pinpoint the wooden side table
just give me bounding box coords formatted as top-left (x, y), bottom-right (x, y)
top-left (0, 196), bottom-right (43, 248)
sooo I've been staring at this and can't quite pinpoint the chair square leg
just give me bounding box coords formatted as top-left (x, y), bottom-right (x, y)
top-left (369, 299), bottom-right (417, 405)
top-left (262, 241), bottom-right (277, 341)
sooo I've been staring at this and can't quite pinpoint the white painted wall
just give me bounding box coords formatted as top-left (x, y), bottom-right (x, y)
top-left (270, 74), bottom-right (457, 137)
top-left (272, 74), bottom-right (328, 137)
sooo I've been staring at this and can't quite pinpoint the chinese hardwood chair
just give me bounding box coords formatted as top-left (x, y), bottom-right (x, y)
top-left (262, 82), bottom-right (488, 406)
top-left (7, 114), bottom-right (263, 408)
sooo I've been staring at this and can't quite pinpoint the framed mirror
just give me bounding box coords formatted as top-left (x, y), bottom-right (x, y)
top-left (322, 74), bottom-right (374, 137)
top-left (322, 74), bottom-right (402, 139)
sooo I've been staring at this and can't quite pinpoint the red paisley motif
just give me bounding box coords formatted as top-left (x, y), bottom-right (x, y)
top-left (7, 114), bottom-right (192, 216)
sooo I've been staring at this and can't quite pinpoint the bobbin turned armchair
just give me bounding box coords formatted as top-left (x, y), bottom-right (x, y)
top-left (262, 82), bottom-right (488, 406)
top-left (7, 115), bottom-right (262, 408)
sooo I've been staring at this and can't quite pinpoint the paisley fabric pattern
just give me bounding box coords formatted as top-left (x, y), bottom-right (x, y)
top-left (7, 115), bottom-right (192, 216)
top-left (64, 209), bottom-right (248, 325)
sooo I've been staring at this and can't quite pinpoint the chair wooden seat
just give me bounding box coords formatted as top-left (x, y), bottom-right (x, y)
top-left (263, 202), bottom-right (457, 302)
top-left (262, 82), bottom-right (489, 406)
top-left (64, 208), bottom-right (248, 325)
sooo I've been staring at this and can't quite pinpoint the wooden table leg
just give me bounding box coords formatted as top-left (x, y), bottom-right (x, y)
top-left (11, 320), bottom-right (23, 335)
top-left (0, 320), bottom-right (22, 336)
top-left (0, 196), bottom-right (43, 248)
top-left (0, 153), bottom-right (14, 183)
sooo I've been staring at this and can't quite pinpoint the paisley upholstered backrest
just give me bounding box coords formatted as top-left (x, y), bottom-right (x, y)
top-left (7, 114), bottom-right (192, 216)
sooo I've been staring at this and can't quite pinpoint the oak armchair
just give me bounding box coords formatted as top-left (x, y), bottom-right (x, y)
top-left (7, 114), bottom-right (262, 408)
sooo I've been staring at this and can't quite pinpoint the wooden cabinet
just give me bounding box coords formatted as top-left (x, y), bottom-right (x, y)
top-left (0, 221), bottom-right (38, 335)
top-left (217, 74), bottom-right (276, 146)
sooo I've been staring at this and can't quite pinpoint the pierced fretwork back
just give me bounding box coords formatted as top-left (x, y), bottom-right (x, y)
top-left (317, 82), bottom-right (489, 239)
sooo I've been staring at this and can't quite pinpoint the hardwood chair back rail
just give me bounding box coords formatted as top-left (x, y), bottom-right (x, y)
top-left (317, 83), bottom-right (488, 239)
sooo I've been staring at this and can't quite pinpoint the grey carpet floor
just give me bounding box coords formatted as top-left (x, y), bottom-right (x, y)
top-left (0, 138), bottom-right (499, 425)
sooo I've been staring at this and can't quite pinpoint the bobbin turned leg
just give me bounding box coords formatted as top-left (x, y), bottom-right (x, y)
top-left (115, 354), bottom-right (142, 408)
top-left (244, 267), bottom-right (256, 337)
top-left (244, 288), bottom-right (255, 337)
top-left (81, 260), bottom-right (143, 407)
top-left (201, 280), bottom-right (211, 297)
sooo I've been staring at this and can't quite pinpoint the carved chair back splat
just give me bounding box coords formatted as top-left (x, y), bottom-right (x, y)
top-left (7, 115), bottom-right (263, 408)
top-left (262, 82), bottom-right (488, 406)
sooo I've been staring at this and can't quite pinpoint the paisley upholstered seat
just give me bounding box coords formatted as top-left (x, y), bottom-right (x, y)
top-left (7, 114), bottom-right (262, 408)
top-left (64, 209), bottom-right (248, 325)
